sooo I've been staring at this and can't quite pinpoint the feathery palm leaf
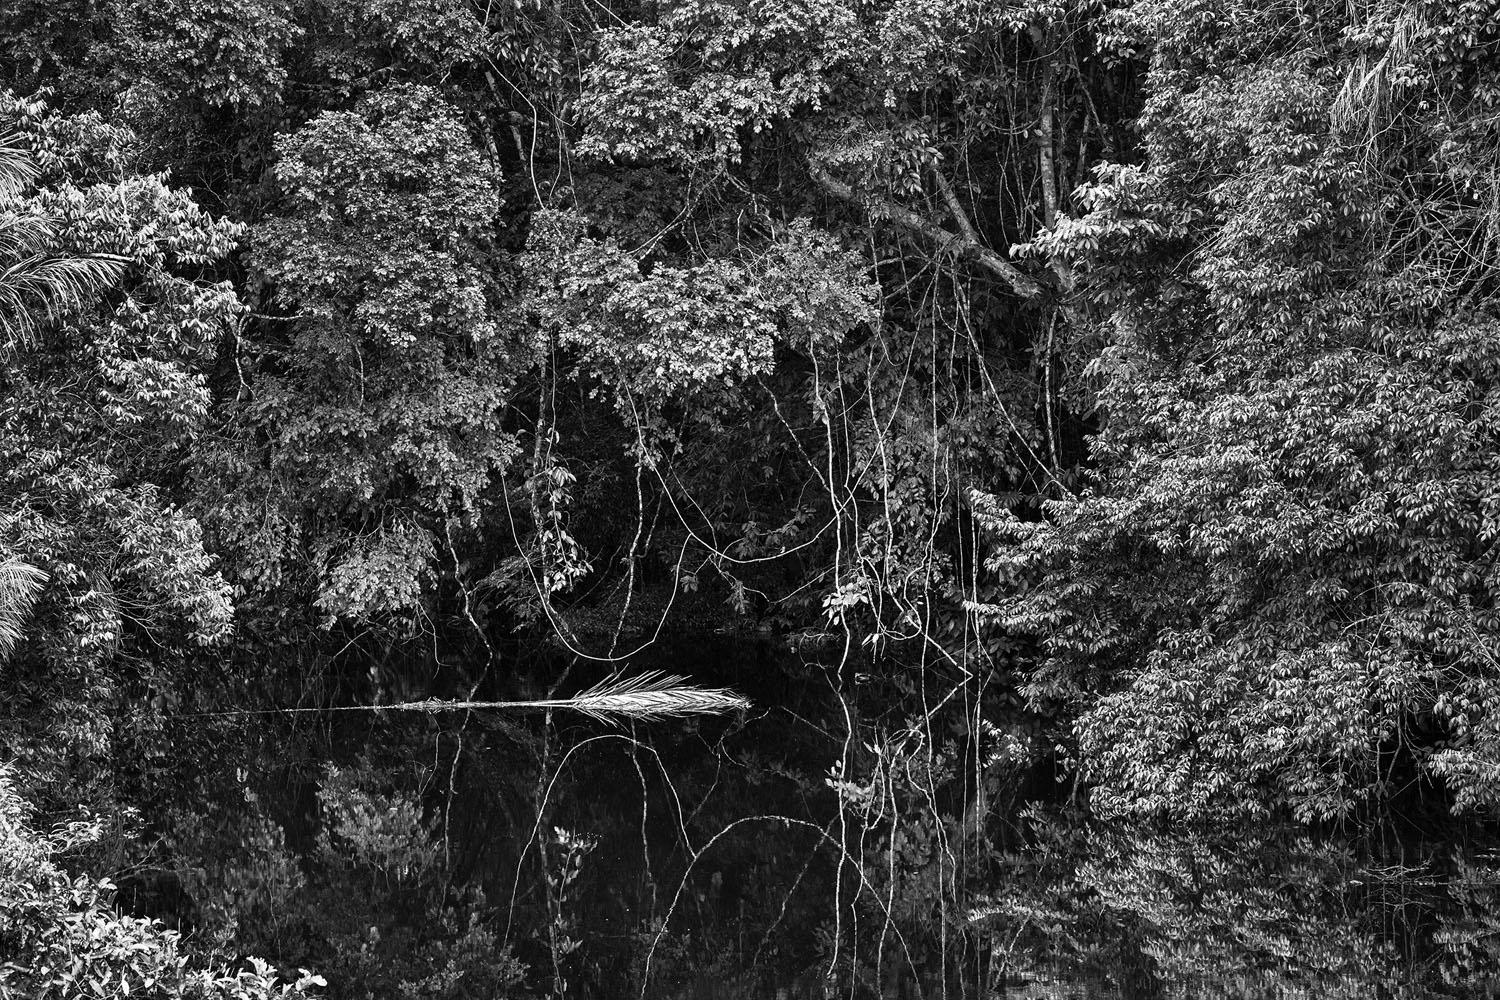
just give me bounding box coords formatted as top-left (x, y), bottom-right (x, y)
top-left (0, 135), bottom-right (129, 350)
top-left (0, 134), bottom-right (39, 199)
top-left (181, 670), bottom-right (752, 723)
top-left (0, 558), bottom-right (47, 660)
top-left (0, 252), bottom-right (130, 349)
top-left (0, 213), bottom-right (56, 260)
top-left (509, 669), bottom-right (751, 723)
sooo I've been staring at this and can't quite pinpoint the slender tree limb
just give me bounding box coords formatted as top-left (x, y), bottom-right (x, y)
top-left (1029, 25), bottom-right (1077, 294)
top-left (931, 168), bottom-right (983, 246)
top-left (809, 162), bottom-right (1043, 299)
top-left (1031, 26), bottom-right (1061, 231)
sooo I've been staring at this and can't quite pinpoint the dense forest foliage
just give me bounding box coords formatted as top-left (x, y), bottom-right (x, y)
top-left (5, 0), bottom-right (1500, 995)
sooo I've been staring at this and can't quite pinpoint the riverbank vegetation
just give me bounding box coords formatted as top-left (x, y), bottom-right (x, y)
top-left (5, 0), bottom-right (1500, 994)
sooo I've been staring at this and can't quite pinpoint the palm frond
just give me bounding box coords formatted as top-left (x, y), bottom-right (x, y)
top-left (0, 251), bottom-right (130, 350)
top-left (514, 669), bottom-right (752, 723)
top-left (0, 132), bottom-right (129, 350)
top-left (1331, 9), bottom-right (1419, 157)
top-left (179, 670), bottom-right (752, 724)
top-left (346, 670), bottom-right (751, 724)
top-left (0, 134), bottom-right (39, 200)
top-left (0, 213), bottom-right (54, 259)
top-left (0, 558), bottom-right (48, 661)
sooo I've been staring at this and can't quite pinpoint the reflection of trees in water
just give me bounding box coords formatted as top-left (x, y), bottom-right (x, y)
top-left (139, 691), bottom-right (1500, 998)
top-left (970, 812), bottom-right (1500, 998)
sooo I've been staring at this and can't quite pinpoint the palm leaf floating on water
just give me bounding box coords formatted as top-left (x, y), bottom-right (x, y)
top-left (185, 670), bottom-right (750, 723)
top-left (494, 669), bottom-right (751, 723)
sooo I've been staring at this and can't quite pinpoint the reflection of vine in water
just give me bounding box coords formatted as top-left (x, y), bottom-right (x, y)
top-left (511, 240), bottom-right (1058, 994)
top-left (452, 5), bottom-right (1094, 988)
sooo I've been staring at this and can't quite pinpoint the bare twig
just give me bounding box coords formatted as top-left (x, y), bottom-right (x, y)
top-left (932, 169), bottom-right (984, 247)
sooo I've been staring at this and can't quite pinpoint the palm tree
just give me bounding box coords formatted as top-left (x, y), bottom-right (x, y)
top-left (0, 556), bottom-right (46, 661)
top-left (1, 131), bottom-right (112, 658)
top-left (0, 132), bottom-right (128, 349)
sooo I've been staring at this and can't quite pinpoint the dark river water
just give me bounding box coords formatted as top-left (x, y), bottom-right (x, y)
top-left (163, 638), bottom-right (1500, 999)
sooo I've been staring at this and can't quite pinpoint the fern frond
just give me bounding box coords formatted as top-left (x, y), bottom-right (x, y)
top-left (0, 558), bottom-right (48, 661)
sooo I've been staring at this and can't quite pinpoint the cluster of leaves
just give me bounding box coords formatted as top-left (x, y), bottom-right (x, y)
top-left (203, 83), bottom-right (517, 633)
top-left (523, 211), bottom-right (876, 398)
top-left (0, 91), bottom-right (242, 814)
top-left (983, 0), bottom-right (1500, 819)
top-left (12, 0), bottom-right (1500, 991)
